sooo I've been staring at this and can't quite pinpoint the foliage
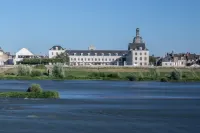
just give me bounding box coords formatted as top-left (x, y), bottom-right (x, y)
top-left (170, 71), bottom-right (181, 80)
top-left (160, 77), bottom-right (168, 82)
top-left (34, 64), bottom-right (46, 69)
top-left (0, 91), bottom-right (59, 98)
top-left (17, 65), bottom-right (32, 76)
top-left (149, 56), bottom-right (157, 65)
top-left (27, 84), bottom-right (43, 93)
top-left (126, 74), bottom-right (137, 81)
top-left (55, 52), bottom-right (69, 64)
top-left (18, 58), bottom-right (64, 65)
top-left (31, 70), bottom-right (42, 77)
top-left (107, 73), bottom-right (120, 78)
top-left (52, 64), bottom-right (65, 78)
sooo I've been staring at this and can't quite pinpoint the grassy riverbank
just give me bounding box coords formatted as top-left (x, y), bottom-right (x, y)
top-left (1, 65), bottom-right (200, 82)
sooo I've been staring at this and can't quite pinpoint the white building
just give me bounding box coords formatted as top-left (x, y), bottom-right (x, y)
top-left (14, 48), bottom-right (34, 64)
top-left (0, 47), bottom-right (9, 65)
top-left (49, 45), bottom-right (65, 58)
top-left (48, 28), bottom-right (150, 66)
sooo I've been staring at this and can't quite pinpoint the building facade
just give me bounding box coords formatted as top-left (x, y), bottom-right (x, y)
top-left (49, 45), bottom-right (65, 58)
top-left (48, 28), bottom-right (150, 66)
top-left (0, 47), bottom-right (9, 65)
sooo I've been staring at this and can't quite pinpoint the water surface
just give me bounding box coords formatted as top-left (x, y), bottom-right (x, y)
top-left (0, 80), bottom-right (200, 133)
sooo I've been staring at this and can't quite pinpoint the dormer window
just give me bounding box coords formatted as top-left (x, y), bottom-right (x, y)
top-left (109, 53), bottom-right (111, 56)
top-left (74, 53), bottom-right (76, 56)
top-left (80, 53), bottom-right (83, 56)
top-left (88, 53), bottom-right (90, 56)
top-left (115, 53), bottom-right (118, 56)
top-left (56, 47), bottom-right (58, 50)
top-left (102, 53), bottom-right (104, 56)
top-left (95, 53), bottom-right (97, 56)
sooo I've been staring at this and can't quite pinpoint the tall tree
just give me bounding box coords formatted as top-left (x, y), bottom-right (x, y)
top-left (55, 52), bottom-right (69, 64)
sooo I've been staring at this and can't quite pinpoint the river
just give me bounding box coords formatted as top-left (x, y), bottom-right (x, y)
top-left (0, 80), bottom-right (200, 133)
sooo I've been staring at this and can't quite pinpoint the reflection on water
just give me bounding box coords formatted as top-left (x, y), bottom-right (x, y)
top-left (0, 80), bottom-right (200, 133)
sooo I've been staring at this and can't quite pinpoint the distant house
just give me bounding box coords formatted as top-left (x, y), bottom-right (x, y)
top-left (49, 45), bottom-right (66, 59)
top-left (14, 48), bottom-right (34, 64)
top-left (0, 47), bottom-right (9, 65)
top-left (161, 52), bottom-right (200, 67)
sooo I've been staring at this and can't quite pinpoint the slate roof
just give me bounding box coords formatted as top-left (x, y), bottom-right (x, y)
top-left (66, 50), bottom-right (128, 56)
top-left (128, 43), bottom-right (146, 50)
top-left (49, 45), bottom-right (65, 50)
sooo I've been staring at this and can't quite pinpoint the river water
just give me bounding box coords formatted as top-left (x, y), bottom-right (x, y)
top-left (0, 80), bottom-right (200, 133)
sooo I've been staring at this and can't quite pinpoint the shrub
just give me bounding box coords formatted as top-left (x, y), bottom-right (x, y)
top-left (34, 64), bottom-right (46, 69)
top-left (52, 64), bottom-right (65, 78)
top-left (126, 75), bottom-right (137, 81)
top-left (31, 70), bottom-right (42, 77)
top-left (17, 65), bottom-right (32, 76)
top-left (170, 71), bottom-right (181, 80)
top-left (27, 84), bottom-right (43, 93)
top-left (0, 91), bottom-right (59, 98)
top-left (160, 77), bottom-right (168, 82)
top-left (107, 73), bottom-right (120, 78)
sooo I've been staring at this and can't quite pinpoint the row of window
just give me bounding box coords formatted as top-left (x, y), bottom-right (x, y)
top-left (135, 57), bottom-right (148, 61)
top-left (135, 62), bottom-right (148, 66)
top-left (71, 58), bottom-right (122, 62)
top-left (71, 53), bottom-right (122, 56)
top-left (134, 52), bottom-right (147, 56)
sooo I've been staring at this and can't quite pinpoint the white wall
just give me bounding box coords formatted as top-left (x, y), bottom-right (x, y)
top-left (15, 48), bottom-right (33, 62)
top-left (49, 49), bottom-right (65, 58)
top-left (126, 50), bottom-right (149, 66)
top-left (69, 55), bottom-right (123, 66)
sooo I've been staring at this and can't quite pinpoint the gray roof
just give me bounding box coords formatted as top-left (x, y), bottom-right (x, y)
top-left (50, 45), bottom-right (65, 50)
top-left (66, 50), bottom-right (128, 56)
top-left (128, 43), bottom-right (146, 50)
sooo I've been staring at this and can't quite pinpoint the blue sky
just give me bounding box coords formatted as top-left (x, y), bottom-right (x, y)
top-left (0, 0), bottom-right (200, 56)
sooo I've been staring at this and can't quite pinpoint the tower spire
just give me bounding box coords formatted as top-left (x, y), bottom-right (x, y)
top-left (136, 28), bottom-right (140, 37)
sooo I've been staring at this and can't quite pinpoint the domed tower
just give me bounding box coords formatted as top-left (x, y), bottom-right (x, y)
top-left (128, 28), bottom-right (146, 50)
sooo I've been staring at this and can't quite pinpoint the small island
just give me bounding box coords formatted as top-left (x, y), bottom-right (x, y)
top-left (0, 84), bottom-right (59, 98)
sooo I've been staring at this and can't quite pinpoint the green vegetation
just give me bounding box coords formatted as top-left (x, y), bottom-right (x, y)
top-left (52, 64), bottom-right (65, 78)
top-left (0, 84), bottom-right (59, 98)
top-left (18, 58), bottom-right (65, 65)
top-left (1, 65), bottom-right (200, 82)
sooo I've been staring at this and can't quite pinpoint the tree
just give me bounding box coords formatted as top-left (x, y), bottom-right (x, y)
top-left (55, 52), bottom-right (69, 64)
top-left (149, 56), bottom-right (156, 66)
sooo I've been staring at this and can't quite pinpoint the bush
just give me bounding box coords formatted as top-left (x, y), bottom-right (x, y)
top-left (126, 75), bottom-right (137, 81)
top-left (17, 65), bottom-right (32, 76)
top-left (160, 77), bottom-right (168, 82)
top-left (0, 91), bottom-right (59, 98)
top-left (31, 70), bottom-right (42, 77)
top-left (52, 64), bottom-right (65, 78)
top-left (107, 73), bottom-right (120, 78)
top-left (34, 64), bottom-right (46, 69)
top-left (170, 71), bottom-right (181, 80)
top-left (27, 84), bottom-right (43, 93)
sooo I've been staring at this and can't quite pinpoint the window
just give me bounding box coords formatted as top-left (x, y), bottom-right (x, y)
top-left (116, 53), bottom-right (118, 56)
top-left (98, 58), bottom-right (100, 61)
top-left (165, 63), bottom-right (167, 65)
top-left (74, 53), bottom-right (76, 56)
top-left (85, 58), bottom-right (86, 61)
top-left (135, 57), bottom-right (137, 60)
top-left (144, 63), bottom-right (147, 65)
top-left (74, 58), bottom-right (76, 61)
top-left (102, 58), bottom-right (104, 61)
top-left (144, 52), bottom-right (147, 55)
top-left (102, 53), bottom-right (104, 56)
top-left (109, 58), bottom-right (111, 61)
top-left (109, 53), bottom-right (111, 56)
top-left (91, 58), bottom-right (93, 61)
top-left (56, 52), bottom-right (58, 55)
top-left (78, 58), bottom-right (80, 61)
top-left (52, 52), bottom-right (53, 55)
top-left (88, 53), bottom-right (90, 56)
top-left (112, 59), bottom-right (115, 61)
top-left (140, 57), bottom-right (142, 60)
top-left (144, 57), bottom-right (147, 61)
top-left (182, 62), bottom-right (184, 65)
top-left (135, 52), bottom-right (137, 55)
top-left (105, 58), bottom-right (107, 61)
top-left (140, 63), bottom-right (142, 66)
top-left (71, 58), bottom-right (73, 61)
top-left (80, 53), bottom-right (83, 56)
top-left (95, 58), bottom-right (97, 61)
top-left (140, 53), bottom-right (142, 55)
top-left (88, 58), bottom-right (90, 61)
top-left (95, 53), bottom-right (97, 56)
top-left (81, 58), bottom-right (83, 61)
